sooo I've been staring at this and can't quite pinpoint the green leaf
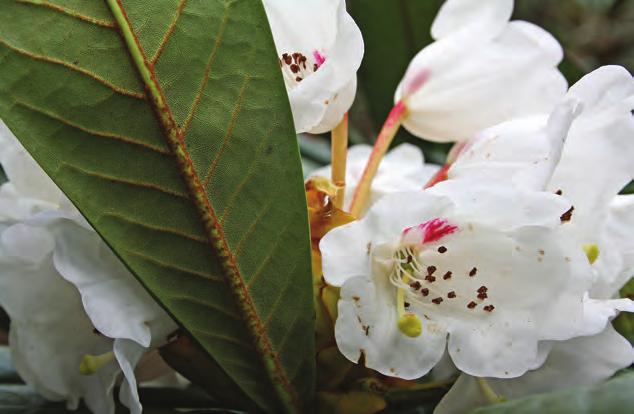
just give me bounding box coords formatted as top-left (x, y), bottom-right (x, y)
top-left (472, 372), bottom-right (634, 414)
top-left (0, 1), bottom-right (314, 412)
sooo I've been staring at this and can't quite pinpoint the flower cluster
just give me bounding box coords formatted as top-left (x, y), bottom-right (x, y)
top-left (0, 122), bottom-right (179, 413)
top-left (0, 0), bottom-right (632, 412)
top-left (304, 0), bottom-right (634, 411)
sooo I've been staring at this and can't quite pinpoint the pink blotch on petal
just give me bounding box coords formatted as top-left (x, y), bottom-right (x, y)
top-left (402, 218), bottom-right (458, 245)
top-left (402, 68), bottom-right (431, 98)
top-left (313, 50), bottom-right (326, 68)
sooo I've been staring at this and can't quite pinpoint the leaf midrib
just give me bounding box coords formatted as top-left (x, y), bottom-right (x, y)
top-left (104, 1), bottom-right (299, 412)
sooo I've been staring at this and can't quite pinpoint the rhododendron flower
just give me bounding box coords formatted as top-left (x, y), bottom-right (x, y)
top-left (311, 144), bottom-right (439, 212)
top-left (394, 0), bottom-right (567, 142)
top-left (450, 65), bottom-right (634, 293)
top-left (263, 0), bottom-right (364, 134)
top-left (0, 123), bottom-right (178, 414)
top-left (432, 66), bottom-right (634, 413)
top-left (319, 83), bottom-right (634, 379)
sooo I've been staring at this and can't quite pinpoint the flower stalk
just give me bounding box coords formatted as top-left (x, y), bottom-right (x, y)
top-left (349, 101), bottom-right (407, 216)
top-left (330, 113), bottom-right (349, 209)
top-left (476, 378), bottom-right (505, 404)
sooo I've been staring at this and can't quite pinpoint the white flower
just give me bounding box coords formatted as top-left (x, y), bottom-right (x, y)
top-left (319, 70), bottom-right (634, 379)
top-left (263, 0), bottom-right (364, 134)
top-left (0, 122), bottom-right (178, 414)
top-left (394, 0), bottom-right (567, 142)
top-left (432, 65), bottom-right (634, 413)
top-left (310, 144), bottom-right (439, 212)
top-left (434, 325), bottom-right (633, 414)
top-left (450, 65), bottom-right (634, 297)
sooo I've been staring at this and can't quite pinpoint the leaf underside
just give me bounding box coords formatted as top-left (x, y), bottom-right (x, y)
top-left (0, 0), bottom-right (314, 412)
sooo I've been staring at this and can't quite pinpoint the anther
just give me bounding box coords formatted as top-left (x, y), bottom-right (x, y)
top-left (431, 297), bottom-right (443, 305)
top-left (560, 206), bottom-right (574, 222)
top-left (427, 266), bottom-right (437, 275)
top-left (409, 281), bottom-right (422, 290)
top-left (425, 275), bottom-right (436, 283)
top-left (438, 246), bottom-right (447, 253)
top-left (467, 301), bottom-right (477, 309)
top-left (421, 288), bottom-right (429, 296)
top-left (477, 292), bottom-right (488, 300)
top-left (469, 267), bottom-right (478, 277)
top-left (477, 286), bottom-right (488, 293)
top-left (447, 291), bottom-right (456, 299)
top-left (443, 271), bottom-right (452, 280)
top-left (483, 305), bottom-right (495, 312)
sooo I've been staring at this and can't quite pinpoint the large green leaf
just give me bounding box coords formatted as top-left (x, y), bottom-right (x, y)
top-left (472, 372), bottom-right (634, 414)
top-left (0, 1), bottom-right (313, 412)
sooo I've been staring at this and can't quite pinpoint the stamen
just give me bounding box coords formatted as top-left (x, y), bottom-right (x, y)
top-left (583, 244), bottom-right (599, 264)
top-left (560, 206), bottom-right (574, 223)
top-left (79, 351), bottom-right (115, 376)
top-left (397, 313), bottom-right (423, 338)
top-left (279, 50), bottom-right (324, 89)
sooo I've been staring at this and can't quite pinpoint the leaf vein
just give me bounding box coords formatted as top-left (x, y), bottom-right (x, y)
top-left (124, 248), bottom-right (223, 282)
top-left (15, 100), bottom-right (169, 155)
top-left (203, 75), bottom-right (251, 189)
top-left (246, 221), bottom-right (293, 289)
top-left (150, 0), bottom-right (187, 65)
top-left (59, 162), bottom-right (188, 199)
top-left (0, 38), bottom-right (144, 99)
top-left (100, 211), bottom-right (206, 243)
top-left (181, 4), bottom-right (231, 135)
top-left (169, 295), bottom-right (240, 320)
top-left (15, 0), bottom-right (117, 28)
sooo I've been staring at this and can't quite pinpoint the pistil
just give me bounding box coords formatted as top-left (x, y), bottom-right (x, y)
top-left (79, 351), bottom-right (115, 375)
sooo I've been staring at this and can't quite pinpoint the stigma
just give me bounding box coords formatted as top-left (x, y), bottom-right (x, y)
top-left (583, 243), bottom-right (599, 264)
top-left (79, 351), bottom-right (115, 376)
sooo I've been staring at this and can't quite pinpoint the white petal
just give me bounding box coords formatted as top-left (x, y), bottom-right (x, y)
top-left (1, 223), bottom-right (55, 263)
top-left (397, 20), bottom-right (566, 142)
top-left (429, 181), bottom-right (571, 232)
top-left (45, 216), bottom-right (177, 348)
top-left (320, 191), bottom-right (453, 286)
top-left (435, 325), bottom-right (634, 414)
top-left (548, 66), bottom-right (634, 245)
top-left (336, 275), bottom-right (447, 379)
top-left (114, 339), bottom-right (146, 414)
top-left (0, 122), bottom-right (66, 206)
top-left (265, 0), bottom-right (364, 133)
top-left (449, 99), bottom-right (578, 190)
top-left (431, 0), bottom-right (513, 40)
top-left (592, 195), bottom-right (634, 297)
top-left (0, 241), bottom-right (118, 412)
top-left (419, 223), bottom-right (591, 377)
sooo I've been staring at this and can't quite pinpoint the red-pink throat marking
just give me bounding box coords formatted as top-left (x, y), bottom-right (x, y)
top-left (279, 50), bottom-right (326, 88)
top-left (392, 219), bottom-right (496, 337)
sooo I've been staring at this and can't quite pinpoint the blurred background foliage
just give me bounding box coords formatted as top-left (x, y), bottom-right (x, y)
top-left (300, 0), bottom-right (634, 173)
